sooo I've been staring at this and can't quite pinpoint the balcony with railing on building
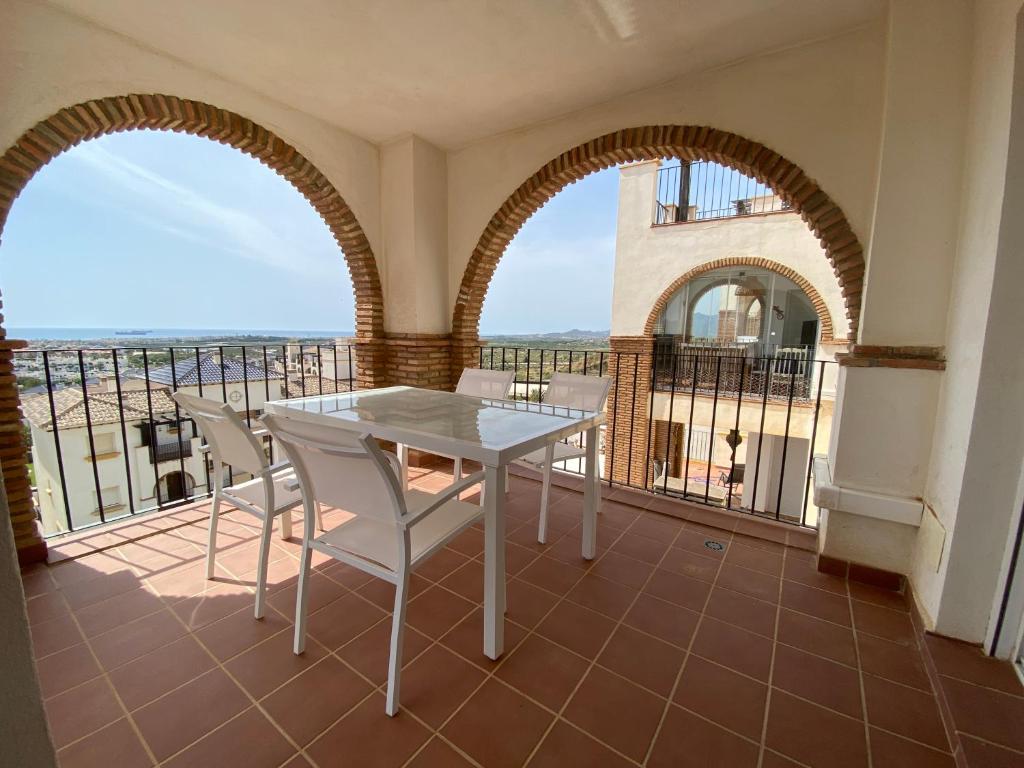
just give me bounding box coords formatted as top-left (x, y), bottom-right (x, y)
top-left (654, 160), bottom-right (791, 225)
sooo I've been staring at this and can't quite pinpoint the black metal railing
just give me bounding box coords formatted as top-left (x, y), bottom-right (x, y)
top-left (479, 344), bottom-right (834, 527)
top-left (654, 161), bottom-right (789, 225)
top-left (17, 343), bottom-right (357, 537)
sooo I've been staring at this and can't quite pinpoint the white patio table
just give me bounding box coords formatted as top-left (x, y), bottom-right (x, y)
top-left (264, 385), bottom-right (605, 659)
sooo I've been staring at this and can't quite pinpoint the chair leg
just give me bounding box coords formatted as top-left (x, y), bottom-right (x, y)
top-left (279, 510), bottom-right (292, 540)
top-left (254, 513), bottom-right (275, 619)
top-left (385, 570), bottom-right (410, 716)
top-left (504, 464), bottom-right (510, 495)
top-left (454, 456), bottom-right (462, 482)
top-left (315, 502), bottom-right (325, 532)
top-left (293, 540), bottom-right (314, 654)
top-left (205, 493), bottom-right (221, 579)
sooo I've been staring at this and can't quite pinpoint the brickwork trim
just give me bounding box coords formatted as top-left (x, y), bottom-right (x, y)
top-left (642, 257), bottom-right (841, 342)
top-left (837, 345), bottom-right (946, 371)
top-left (452, 126), bottom-right (866, 357)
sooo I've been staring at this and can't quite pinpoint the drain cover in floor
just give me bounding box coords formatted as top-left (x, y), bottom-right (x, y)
top-left (704, 540), bottom-right (725, 552)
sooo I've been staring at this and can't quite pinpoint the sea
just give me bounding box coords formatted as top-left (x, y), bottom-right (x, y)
top-left (10, 327), bottom-right (353, 341)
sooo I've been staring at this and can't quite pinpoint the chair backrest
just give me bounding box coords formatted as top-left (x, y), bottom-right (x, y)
top-left (172, 392), bottom-right (267, 475)
top-left (261, 414), bottom-right (405, 526)
top-left (543, 372), bottom-right (612, 413)
top-left (456, 368), bottom-right (515, 399)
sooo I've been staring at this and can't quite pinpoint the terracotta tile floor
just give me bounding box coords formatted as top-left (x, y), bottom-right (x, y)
top-left (22, 468), bottom-right (1024, 768)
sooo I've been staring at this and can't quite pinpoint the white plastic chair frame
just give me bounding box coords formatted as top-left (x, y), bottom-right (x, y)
top-left (521, 372), bottom-right (611, 544)
top-left (451, 368), bottom-right (515, 483)
top-left (172, 392), bottom-right (305, 619)
top-left (262, 414), bottom-right (486, 716)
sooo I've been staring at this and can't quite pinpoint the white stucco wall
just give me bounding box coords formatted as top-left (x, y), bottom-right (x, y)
top-left (446, 22), bottom-right (887, 326)
top-left (609, 161), bottom-right (848, 339)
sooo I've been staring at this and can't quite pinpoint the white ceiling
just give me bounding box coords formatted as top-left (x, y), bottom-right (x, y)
top-left (48, 0), bottom-right (885, 148)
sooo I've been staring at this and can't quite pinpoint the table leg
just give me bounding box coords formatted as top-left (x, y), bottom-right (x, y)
top-left (397, 443), bottom-right (409, 490)
top-left (582, 426), bottom-right (598, 560)
top-left (483, 463), bottom-right (506, 659)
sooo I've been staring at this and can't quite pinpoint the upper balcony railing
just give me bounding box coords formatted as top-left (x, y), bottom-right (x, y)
top-left (654, 161), bottom-right (790, 225)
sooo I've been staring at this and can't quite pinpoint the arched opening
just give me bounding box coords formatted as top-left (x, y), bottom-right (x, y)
top-left (452, 125), bottom-right (863, 373)
top-left (156, 471), bottom-right (196, 503)
top-left (1, 94), bottom-right (384, 555)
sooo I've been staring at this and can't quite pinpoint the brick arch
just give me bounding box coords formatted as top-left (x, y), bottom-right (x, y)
top-left (452, 125), bottom-right (863, 370)
top-left (642, 257), bottom-right (839, 342)
top-left (0, 94), bottom-right (386, 563)
top-left (0, 94), bottom-right (384, 342)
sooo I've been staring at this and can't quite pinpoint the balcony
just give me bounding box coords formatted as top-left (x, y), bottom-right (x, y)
top-left (653, 161), bottom-right (791, 226)
top-left (24, 464), bottom-right (1021, 767)
top-left (149, 441), bottom-right (194, 464)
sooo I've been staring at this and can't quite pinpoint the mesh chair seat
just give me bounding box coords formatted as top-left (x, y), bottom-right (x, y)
top-left (314, 489), bottom-right (482, 572)
top-left (224, 468), bottom-right (303, 514)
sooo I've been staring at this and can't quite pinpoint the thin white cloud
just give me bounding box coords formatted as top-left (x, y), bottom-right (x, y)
top-left (67, 142), bottom-right (334, 278)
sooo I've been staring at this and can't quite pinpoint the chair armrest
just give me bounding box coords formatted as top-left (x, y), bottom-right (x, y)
top-left (198, 443), bottom-right (211, 455)
top-left (283, 476), bottom-right (300, 492)
top-left (250, 427), bottom-right (270, 438)
top-left (404, 470), bottom-right (485, 528)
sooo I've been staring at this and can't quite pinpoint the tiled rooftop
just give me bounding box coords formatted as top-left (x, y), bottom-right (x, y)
top-left (22, 468), bottom-right (1024, 768)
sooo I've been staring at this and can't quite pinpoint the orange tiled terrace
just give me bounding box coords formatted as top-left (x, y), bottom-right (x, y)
top-left (24, 465), bottom-right (1023, 768)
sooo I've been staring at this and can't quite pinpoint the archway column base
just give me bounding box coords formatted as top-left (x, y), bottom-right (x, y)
top-left (607, 336), bottom-right (655, 488)
top-left (383, 333), bottom-right (453, 390)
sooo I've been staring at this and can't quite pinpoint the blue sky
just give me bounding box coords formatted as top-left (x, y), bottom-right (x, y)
top-left (2, 131), bottom-right (618, 335)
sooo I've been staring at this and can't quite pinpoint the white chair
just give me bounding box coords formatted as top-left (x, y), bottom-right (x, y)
top-left (262, 414), bottom-right (486, 717)
top-left (172, 392), bottom-right (305, 619)
top-left (516, 372), bottom-right (612, 544)
top-left (451, 368), bottom-right (516, 482)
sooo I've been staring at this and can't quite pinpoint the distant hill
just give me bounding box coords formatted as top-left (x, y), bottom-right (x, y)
top-left (482, 329), bottom-right (609, 341)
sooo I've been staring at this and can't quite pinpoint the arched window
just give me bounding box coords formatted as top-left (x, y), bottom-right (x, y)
top-left (655, 265), bottom-right (820, 354)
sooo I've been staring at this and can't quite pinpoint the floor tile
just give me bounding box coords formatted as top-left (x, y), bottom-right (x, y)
top-left (674, 655), bottom-right (767, 740)
top-left (56, 718), bottom-right (153, 768)
top-left (623, 593), bottom-right (700, 648)
top-left (497, 634), bottom-right (589, 710)
top-left (780, 581), bottom-right (851, 626)
top-left (31, 613), bottom-right (85, 658)
top-left (726, 541), bottom-right (784, 576)
top-left (610, 532), bottom-right (670, 565)
top-left (162, 707), bottom-right (296, 768)
top-left (776, 608), bottom-right (858, 666)
top-left (505, 578), bottom-right (560, 629)
top-left (308, 693), bottom-right (431, 768)
top-left (597, 625), bottom-right (685, 697)
top-left (439, 559), bottom-right (485, 604)
top-left (643, 568), bottom-right (711, 612)
top-left (406, 737), bottom-right (475, 767)
top-left (406, 585), bottom-right (475, 639)
top-left (44, 676), bottom-right (123, 749)
top-left (563, 667), bottom-right (664, 761)
top-left (226, 629), bottom-right (329, 699)
top-left (74, 586), bottom-right (165, 638)
top-left (773, 643), bottom-right (862, 718)
top-left (267, 571), bottom-right (347, 618)
top-left (537, 600), bottom-right (617, 659)
top-left (782, 556), bottom-right (848, 595)
top-left (857, 632), bottom-right (931, 691)
top-left (958, 733), bottom-right (1024, 768)
top-left (35, 643), bottom-right (101, 699)
top-left (629, 513), bottom-right (684, 542)
top-left (766, 690), bottom-right (868, 768)
top-left (132, 668), bottom-right (249, 761)
top-left (925, 634), bottom-right (1024, 695)
top-left (305, 591), bottom-right (387, 650)
top-left (692, 616), bottom-right (773, 681)
top-left (194, 604), bottom-right (290, 661)
top-left (848, 581), bottom-right (908, 611)
top-left (587, 551), bottom-right (655, 590)
top-left (648, 704), bottom-right (759, 768)
top-left (659, 546), bottom-right (720, 583)
top-left (705, 586), bottom-right (777, 638)
top-left (443, 679), bottom-right (553, 768)
top-left (338, 618), bottom-right (433, 684)
top-left (868, 728), bottom-right (955, 768)
top-left (518, 556), bottom-right (587, 596)
top-left (262, 656), bottom-right (373, 746)
top-left (941, 676), bottom-right (1024, 752)
top-left (852, 601), bottom-right (916, 645)
top-left (528, 721), bottom-right (633, 768)
top-left (716, 563), bottom-right (781, 604)
top-left (107, 634), bottom-right (216, 710)
top-left (863, 674), bottom-right (949, 750)
top-left (565, 574), bottom-right (637, 620)
top-left (400, 645), bottom-right (487, 728)
top-left (89, 608), bottom-right (188, 670)
top-left (171, 582), bottom-right (254, 631)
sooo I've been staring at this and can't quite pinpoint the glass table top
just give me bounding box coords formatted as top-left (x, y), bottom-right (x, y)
top-left (265, 386), bottom-right (602, 451)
